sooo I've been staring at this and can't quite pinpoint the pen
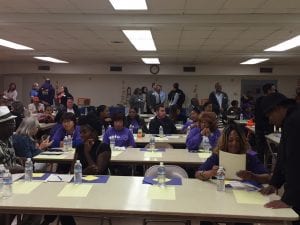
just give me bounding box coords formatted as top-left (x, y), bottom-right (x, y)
top-left (57, 175), bottom-right (62, 181)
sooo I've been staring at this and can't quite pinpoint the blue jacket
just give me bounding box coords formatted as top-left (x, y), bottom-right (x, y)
top-left (12, 134), bottom-right (41, 158)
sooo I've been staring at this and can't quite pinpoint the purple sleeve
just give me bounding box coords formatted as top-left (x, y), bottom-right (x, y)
top-left (181, 121), bottom-right (192, 133)
top-left (186, 128), bottom-right (202, 150)
top-left (51, 127), bottom-right (64, 148)
top-left (103, 129), bottom-right (111, 145)
top-left (72, 126), bottom-right (83, 148)
top-left (208, 129), bottom-right (221, 149)
top-left (128, 130), bottom-right (136, 147)
top-left (197, 154), bottom-right (219, 171)
top-left (247, 153), bottom-right (268, 174)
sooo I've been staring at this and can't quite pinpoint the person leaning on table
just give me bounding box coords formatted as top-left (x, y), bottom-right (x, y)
top-left (195, 124), bottom-right (270, 225)
top-left (260, 92), bottom-right (300, 225)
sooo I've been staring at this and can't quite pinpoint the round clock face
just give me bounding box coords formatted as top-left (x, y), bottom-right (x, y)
top-left (150, 65), bottom-right (160, 74)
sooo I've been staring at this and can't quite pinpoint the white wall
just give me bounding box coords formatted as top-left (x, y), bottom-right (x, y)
top-left (0, 63), bottom-right (299, 107)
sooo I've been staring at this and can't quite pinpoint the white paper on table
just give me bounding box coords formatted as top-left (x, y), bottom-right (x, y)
top-left (46, 174), bottom-right (73, 182)
top-left (114, 146), bottom-right (126, 151)
top-left (219, 150), bottom-right (246, 180)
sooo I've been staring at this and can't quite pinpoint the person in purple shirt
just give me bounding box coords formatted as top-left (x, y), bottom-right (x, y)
top-left (195, 123), bottom-right (270, 183)
top-left (103, 113), bottom-right (136, 147)
top-left (125, 107), bottom-right (148, 134)
top-left (186, 112), bottom-right (221, 151)
top-left (181, 107), bottom-right (201, 134)
top-left (51, 112), bottom-right (82, 148)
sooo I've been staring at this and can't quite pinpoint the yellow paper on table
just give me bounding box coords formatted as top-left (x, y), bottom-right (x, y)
top-left (198, 152), bottom-right (211, 159)
top-left (13, 181), bottom-right (42, 194)
top-left (147, 186), bottom-right (176, 200)
top-left (82, 175), bottom-right (98, 181)
top-left (32, 173), bottom-right (45, 178)
top-left (58, 184), bottom-right (93, 197)
top-left (233, 190), bottom-right (269, 205)
top-left (144, 152), bottom-right (162, 158)
top-left (111, 151), bottom-right (123, 157)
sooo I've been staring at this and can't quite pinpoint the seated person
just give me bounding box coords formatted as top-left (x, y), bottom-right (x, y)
top-left (169, 104), bottom-right (187, 124)
top-left (195, 123), bottom-right (270, 183)
top-left (73, 114), bottom-right (111, 175)
top-left (38, 105), bottom-right (55, 123)
top-left (28, 96), bottom-right (44, 114)
top-left (187, 97), bottom-right (201, 114)
top-left (49, 110), bottom-right (63, 138)
top-left (97, 105), bottom-right (112, 129)
top-left (60, 97), bottom-right (80, 118)
top-left (125, 107), bottom-right (148, 134)
top-left (186, 112), bottom-right (221, 151)
top-left (149, 104), bottom-right (177, 134)
top-left (241, 103), bottom-right (254, 120)
top-left (203, 101), bottom-right (213, 112)
top-left (51, 112), bottom-right (82, 148)
top-left (103, 113), bottom-right (135, 147)
top-left (227, 100), bottom-right (241, 119)
top-left (12, 117), bottom-right (52, 158)
top-left (181, 107), bottom-right (201, 133)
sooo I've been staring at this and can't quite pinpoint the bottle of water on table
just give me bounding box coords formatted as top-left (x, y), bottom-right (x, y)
top-left (74, 160), bottom-right (82, 184)
top-left (3, 169), bottom-right (12, 198)
top-left (216, 166), bottom-right (225, 192)
top-left (186, 125), bottom-right (191, 136)
top-left (129, 124), bottom-right (134, 134)
top-left (24, 158), bottom-right (33, 181)
top-left (63, 136), bottom-right (68, 151)
top-left (157, 162), bottom-right (166, 187)
top-left (149, 135), bottom-right (156, 150)
top-left (240, 113), bottom-right (244, 121)
top-left (110, 135), bottom-right (115, 151)
top-left (159, 125), bottom-right (164, 138)
top-left (0, 164), bottom-right (5, 195)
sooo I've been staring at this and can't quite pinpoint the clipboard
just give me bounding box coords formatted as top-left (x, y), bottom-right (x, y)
top-left (219, 150), bottom-right (246, 180)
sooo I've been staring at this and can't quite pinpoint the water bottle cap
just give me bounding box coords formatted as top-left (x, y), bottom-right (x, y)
top-left (5, 169), bottom-right (9, 173)
top-left (76, 160), bottom-right (80, 163)
top-left (26, 158), bottom-right (31, 161)
top-left (160, 162), bottom-right (164, 166)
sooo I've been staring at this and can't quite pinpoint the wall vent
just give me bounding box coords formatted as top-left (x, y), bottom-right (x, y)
top-left (183, 66), bottom-right (196, 72)
top-left (110, 66), bottom-right (122, 72)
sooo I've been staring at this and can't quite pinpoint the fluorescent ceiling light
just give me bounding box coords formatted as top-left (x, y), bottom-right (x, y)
top-left (34, 57), bottom-right (69, 64)
top-left (0, 39), bottom-right (33, 50)
top-left (142, 58), bottom-right (160, 64)
top-left (264, 35), bottom-right (300, 52)
top-left (109, 0), bottom-right (147, 10)
top-left (240, 58), bottom-right (269, 65)
top-left (122, 30), bottom-right (156, 51)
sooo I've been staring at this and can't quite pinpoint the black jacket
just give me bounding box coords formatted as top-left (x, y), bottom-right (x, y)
top-left (149, 116), bottom-right (177, 134)
top-left (255, 96), bottom-right (273, 134)
top-left (168, 89), bottom-right (185, 108)
top-left (270, 104), bottom-right (300, 209)
top-left (208, 91), bottom-right (228, 115)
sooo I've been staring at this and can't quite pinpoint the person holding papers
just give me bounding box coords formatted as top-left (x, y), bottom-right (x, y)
top-left (186, 112), bottom-right (221, 151)
top-left (103, 113), bottom-right (136, 147)
top-left (73, 114), bottom-right (111, 175)
top-left (195, 124), bottom-right (269, 184)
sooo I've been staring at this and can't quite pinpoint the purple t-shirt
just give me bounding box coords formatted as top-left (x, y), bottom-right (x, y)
top-left (103, 127), bottom-right (136, 147)
top-left (51, 125), bottom-right (82, 148)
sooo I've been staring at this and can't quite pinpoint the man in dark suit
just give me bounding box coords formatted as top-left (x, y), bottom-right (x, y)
top-left (208, 82), bottom-right (228, 117)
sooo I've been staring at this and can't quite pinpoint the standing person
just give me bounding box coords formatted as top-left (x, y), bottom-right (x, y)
top-left (254, 83), bottom-right (276, 162)
top-left (260, 93), bottom-right (300, 225)
top-left (38, 78), bottom-right (55, 106)
top-left (208, 82), bottom-right (229, 117)
top-left (168, 82), bottom-right (185, 108)
top-left (3, 82), bottom-right (17, 103)
top-left (61, 97), bottom-right (81, 118)
top-left (188, 98), bottom-right (201, 114)
top-left (148, 83), bottom-right (161, 113)
top-left (141, 86), bottom-right (148, 113)
top-left (129, 88), bottom-right (144, 113)
top-left (29, 82), bottom-right (39, 101)
top-left (149, 104), bottom-right (177, 134)
top-left (157, 84), bottom-right (166, 105)
top-left (56, 86), bottom-right (73, 108)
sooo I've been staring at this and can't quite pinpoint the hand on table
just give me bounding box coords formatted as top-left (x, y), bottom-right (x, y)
top-left (264, 200), bottom-right (290, 209)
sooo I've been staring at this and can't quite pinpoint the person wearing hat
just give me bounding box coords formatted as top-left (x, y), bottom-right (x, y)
top-left (260, 92), bottom-right (300, 224)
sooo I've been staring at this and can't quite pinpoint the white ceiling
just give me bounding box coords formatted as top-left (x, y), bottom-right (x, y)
top-left (0, 0), bottom-right (300, 65)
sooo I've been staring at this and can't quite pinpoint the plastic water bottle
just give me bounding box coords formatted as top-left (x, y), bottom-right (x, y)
top-left (129, 124), bottom-right (134, 134)
top-left (84, 107), bottom-right (88, 115)
top-left (149, 135), bottom-right (156, 150)
top-left (0, 164), bottom-right (5, 195)
top-left (110, 135), bottom-right (115, 151)
top-left (240, 113), bottom-right (244, 121)
top-left (24, 158), bottom-right (33, 181)
top-left (216, 166), bottom-right (225, 192)
top-left (186, 125), bottom-right (191, 135)
top-left (3, 169), bottom-right (12, 198)
top-left (159, 125), bottom-right (164, 138)
top-left (63, 136), bottom-right (68, 151)
top-left (67, 135), bottom-right (72, 150)
top-left (102, 125), bottom-right (106, 136)
top-left (202, 136), bottom-right (211, 151)
top-left (74, 160), bottom-right (82, 184)
top-left (157, 162), bottom-right (166, 187)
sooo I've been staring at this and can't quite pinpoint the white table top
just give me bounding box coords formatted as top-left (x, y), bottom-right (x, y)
top-left (265, 133), bottom-right (281, 145)
top-left (33, 148), bottom-right (207, 166)
top-left (233, 120), bottom-right (248, 125)
top-left (245, 125), bottom-right (255, 133)
top-left (0, 176), bottom-right (297, 223)
top-left (135, 134), bottom-right (187, 145)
